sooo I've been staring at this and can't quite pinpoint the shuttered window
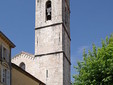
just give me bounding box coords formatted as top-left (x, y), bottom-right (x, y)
top-left (1, 67), bottom-right (10, 85)
top-left (6, 70), bottom-right (10, 85)
top-left (2, 68), bottom-right (6, 83)
top-left (1, 67), bottom-right (5, 83)
top-left (1, 46), bottom-right (9, 62)
top-left (3, 47), bottom-right (7, 61)
top-left (6, 50), bottom-right (9, 62)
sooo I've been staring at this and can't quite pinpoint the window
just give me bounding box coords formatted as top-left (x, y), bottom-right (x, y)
top-left (19, 62), bottom-right (25, 70)
top-left (1, 68), bottom-right (6, 84)
top-left (0, 45), bottom-right (9, 62)
top-left (3, 47), bottom-right (7, 61)
top-left (65, 4), bottom-right (69, 28)
top-left (46, 1), bottom-right (51, 20)
top-left (65, 7), bottom-right (68, 26)
top-left (46, 70), bottom-right (48, 78)
top-left (1, 67), bottom-right (10, 85)
top-left (3, 69), bottom-right (7, 83)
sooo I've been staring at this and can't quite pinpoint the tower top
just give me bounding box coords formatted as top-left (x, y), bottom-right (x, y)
top-left (35, 0), bottom-right (70, 29)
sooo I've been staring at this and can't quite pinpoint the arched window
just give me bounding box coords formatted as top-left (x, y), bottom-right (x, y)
top-left (46, 1), bottom-right (51, 20)
top-left (19, 62), bottom-right (25, 70)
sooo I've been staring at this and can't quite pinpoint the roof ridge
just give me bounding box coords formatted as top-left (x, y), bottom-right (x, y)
top-left (12, 51), bottom-right (34, 59)
top-left (21, 51), bottom-right (34, 56)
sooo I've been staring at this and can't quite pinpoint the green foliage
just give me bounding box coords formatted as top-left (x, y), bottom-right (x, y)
top-left (73, 34), bottom-right (113, 85)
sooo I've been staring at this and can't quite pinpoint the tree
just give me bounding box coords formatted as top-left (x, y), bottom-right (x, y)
top-left (73, 34), bottom-right (113, 85)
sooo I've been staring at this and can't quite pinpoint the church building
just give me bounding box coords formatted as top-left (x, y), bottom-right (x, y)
top-left (12, 0), bottom-right (71, 85)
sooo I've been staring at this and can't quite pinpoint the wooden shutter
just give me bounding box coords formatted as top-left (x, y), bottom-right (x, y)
top-left (2, 47), bottom-right (5, 61)
top-left (0, 45), bottom-right (2, 61)
top-left (6, 70), bottom-right (10, 85)
top-left (2, 47), bottom-right (7, 61)
top-left (0, 66), bottom-right (1, 82)
top-left (6, 49), bottom-right (9, 62)
top-left (1, 67), bottom-right (3, 83)
top-left (3, 69), bottom-right (5, 83)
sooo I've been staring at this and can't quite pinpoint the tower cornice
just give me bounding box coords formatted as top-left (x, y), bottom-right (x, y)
top-left (35, 51), bottom-right (71, 65)
top-left (35, 22), bottom-right (71, 41)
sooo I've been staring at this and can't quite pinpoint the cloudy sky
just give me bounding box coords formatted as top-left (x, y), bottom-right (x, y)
top-left (0, 0), bottom-right (113, 81)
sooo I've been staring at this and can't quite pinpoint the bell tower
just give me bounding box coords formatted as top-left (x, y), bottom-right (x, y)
top-left (35, 0), bottom-right (71, 85)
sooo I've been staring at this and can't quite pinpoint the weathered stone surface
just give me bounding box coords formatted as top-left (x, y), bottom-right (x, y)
top-left (12, 0), bottom-right (71, 85)
top-left (12, 52), bottom-right (36, 75)
top-left (35, 25), bottom-right (62, 55)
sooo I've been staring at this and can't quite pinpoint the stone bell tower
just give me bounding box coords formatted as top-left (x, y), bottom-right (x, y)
top-left (35, 0), bottom-right (71, 85)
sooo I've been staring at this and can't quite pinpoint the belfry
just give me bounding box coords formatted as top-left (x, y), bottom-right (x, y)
top-left (12, 0), bottom-right (71, 85)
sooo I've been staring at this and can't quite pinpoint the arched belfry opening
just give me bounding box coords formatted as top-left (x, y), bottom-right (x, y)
top-left (46, 0), bottom-right (51, 20)
top-left (19, 62), bottom-right (25, 70)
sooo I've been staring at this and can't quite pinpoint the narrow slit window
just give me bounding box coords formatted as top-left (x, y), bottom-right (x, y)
top-left (46, 1), bottom-right (51, 20)
top-left (46, 70), bottom-right (48, 78)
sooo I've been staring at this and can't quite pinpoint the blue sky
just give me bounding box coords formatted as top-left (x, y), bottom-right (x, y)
top-left (0, 0), bottom-right (113, 82)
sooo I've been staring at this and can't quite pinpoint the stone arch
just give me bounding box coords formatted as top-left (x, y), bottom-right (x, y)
top-left (46, 0), bottom-right (52, 20)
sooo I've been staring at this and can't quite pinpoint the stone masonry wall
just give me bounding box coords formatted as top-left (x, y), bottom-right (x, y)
top-left (11, 52), bottom-right (36, 76)
top-left (35, 25), bottom-right (62, 55)
top-left (35, 0), bottom-right (62, 28)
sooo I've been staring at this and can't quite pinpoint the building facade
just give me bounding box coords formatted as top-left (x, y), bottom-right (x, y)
top-left (12, 0), bottom-right (71, 85)
top-left (0, 31), bottom-right (15, 85)
top-left (12, 63), bottom-right (45, 85)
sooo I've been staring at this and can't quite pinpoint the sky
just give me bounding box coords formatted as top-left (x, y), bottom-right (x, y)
top-left (0, 0), bottom-right (113, 82)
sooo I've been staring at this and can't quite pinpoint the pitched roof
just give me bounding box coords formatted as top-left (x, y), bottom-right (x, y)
top-left (0, 31), bottom-right (15, 48)
top-left (12, 51), bottom-right (34, 60)
top-left (12, 63), bottom-right (45, 85)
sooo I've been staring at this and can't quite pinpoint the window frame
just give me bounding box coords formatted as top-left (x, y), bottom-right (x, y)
top-left (1, 65), bottom-right (10, 85)
top-left (1, 45), bottom-right (9, 62)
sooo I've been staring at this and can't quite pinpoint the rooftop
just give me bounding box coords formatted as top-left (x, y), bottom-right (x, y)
top-left (0, 31), bottom-right (15, 48)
